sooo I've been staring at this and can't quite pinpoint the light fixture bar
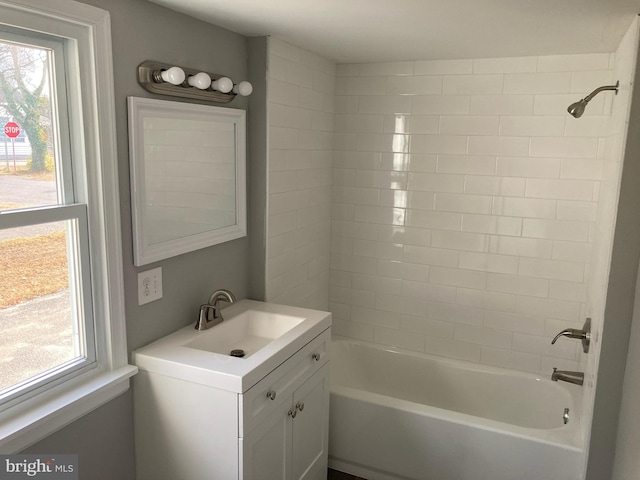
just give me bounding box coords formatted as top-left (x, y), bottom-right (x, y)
top-left (137, 60), bottom-right (242, 103)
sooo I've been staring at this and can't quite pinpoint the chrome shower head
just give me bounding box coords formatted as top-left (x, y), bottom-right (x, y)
top-left (567, 99), bottom-right (588, 118)
top-left (567, 81), bottom-right (619, 118)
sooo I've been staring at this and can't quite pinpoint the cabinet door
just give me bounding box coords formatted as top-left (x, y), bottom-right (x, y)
top-left (291, 365), bottom-right (330, 480)
top-left (241, 401), bottom-right (292, 480)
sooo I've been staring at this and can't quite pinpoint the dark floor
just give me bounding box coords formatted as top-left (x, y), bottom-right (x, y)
top-left (328, 468), bottom-right (368, 480)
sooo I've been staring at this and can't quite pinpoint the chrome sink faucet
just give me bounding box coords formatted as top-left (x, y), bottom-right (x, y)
top-left (195, 289), bottom-right (236, 330)
top-left (551, 368), bottom-right (584, 386)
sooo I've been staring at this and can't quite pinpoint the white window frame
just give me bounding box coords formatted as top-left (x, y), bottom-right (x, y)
top-left (0, 0), bottom-right (136, 452)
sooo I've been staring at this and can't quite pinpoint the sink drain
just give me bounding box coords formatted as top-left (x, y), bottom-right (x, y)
top-left (230, 349), bottom-right (245, 358)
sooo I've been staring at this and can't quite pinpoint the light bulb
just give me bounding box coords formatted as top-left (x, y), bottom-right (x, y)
top-left (211, 76), bottom-right (233, 93)
top-left (187, 72), bottom-right (212, 90)
top-left (233, 81), bottom-right (253, 96)
top-left (160, 66), bottom-right (185, 85)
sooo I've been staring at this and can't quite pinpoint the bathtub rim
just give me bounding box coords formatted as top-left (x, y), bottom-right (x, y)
top-left (330, 335), bottom-right (584, 451)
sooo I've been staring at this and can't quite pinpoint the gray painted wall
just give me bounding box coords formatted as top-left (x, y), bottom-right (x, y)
top-left (23, 391), bottom-right (136, 480)
top-left (22, 1), bottom-right (256, 478)
top-left (612, 263), bottom-right (640, 479)
top-left (89, 0), bottom-right (252, 352)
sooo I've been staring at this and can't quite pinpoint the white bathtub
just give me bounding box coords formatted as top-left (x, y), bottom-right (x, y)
top-left (329, 338), bottom-right (584, 480)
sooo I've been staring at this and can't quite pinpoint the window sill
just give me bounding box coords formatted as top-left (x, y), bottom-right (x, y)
top-left (0, 365), bottom-right (138, 453)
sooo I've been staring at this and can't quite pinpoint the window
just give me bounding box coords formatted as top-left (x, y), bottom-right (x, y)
top-left (0, 29), bottom-right (98, 407)
top-left (0, 0), bottom-right (135, 452)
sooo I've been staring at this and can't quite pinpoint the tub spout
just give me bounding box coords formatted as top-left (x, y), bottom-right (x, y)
top-left (551, 368), bottom-right (584, 386)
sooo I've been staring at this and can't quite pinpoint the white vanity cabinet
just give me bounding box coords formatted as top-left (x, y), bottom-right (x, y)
top-left (134, 327), bottom-right (330, 480)
top-left (240, 365), bottom-right (329, 480)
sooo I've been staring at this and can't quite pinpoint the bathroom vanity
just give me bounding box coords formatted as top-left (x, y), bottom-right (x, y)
top-left (133, 300), bottom-right (331, 480)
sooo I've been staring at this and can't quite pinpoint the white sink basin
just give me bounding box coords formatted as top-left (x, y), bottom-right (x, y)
top-left (133, 299), bottom-right (331, 393)
top-left (184, 309), bottom-right (305, 358)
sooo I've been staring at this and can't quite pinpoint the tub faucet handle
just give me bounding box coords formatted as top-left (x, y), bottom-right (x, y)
top-left (551, 328), bottom-right (584, 342)
top-left (551, 318), bottom-right (591, 353)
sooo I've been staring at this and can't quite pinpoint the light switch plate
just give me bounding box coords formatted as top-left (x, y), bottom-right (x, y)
top-left (138, 267), bottom-right (163, 305)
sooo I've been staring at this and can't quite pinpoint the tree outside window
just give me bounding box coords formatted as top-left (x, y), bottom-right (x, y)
top-left (0, 41), bottom-right (52, 172)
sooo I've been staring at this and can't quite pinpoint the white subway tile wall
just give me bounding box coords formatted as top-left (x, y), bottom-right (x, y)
top-left (263, 39), bottom-right (631, 376)
top-left (330, 53), bottom-right (616, 374)
top-left (266, 39), bottom-right (336, 309)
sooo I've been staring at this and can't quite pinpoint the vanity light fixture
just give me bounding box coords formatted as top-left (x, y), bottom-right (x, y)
top-left (137, 60), bottom-right (252, 103)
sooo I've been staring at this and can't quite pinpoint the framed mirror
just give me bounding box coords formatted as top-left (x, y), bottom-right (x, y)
top-left (127, 97), bottom-right (246, 266)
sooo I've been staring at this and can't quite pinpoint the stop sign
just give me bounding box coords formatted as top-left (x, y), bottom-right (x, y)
top-left (4, 122), bottom-right (20, 138)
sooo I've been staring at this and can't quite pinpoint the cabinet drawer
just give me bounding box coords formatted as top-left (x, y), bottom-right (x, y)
top-left (239, 328), bottom-right (330, 437)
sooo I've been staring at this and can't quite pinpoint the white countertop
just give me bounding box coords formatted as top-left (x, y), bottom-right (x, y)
top-left (133, 299), bottom-right (332, 393)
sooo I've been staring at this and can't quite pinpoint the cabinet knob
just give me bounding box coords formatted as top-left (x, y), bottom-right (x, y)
top-left (296, 402), bottom-right (304, 412)
top-left (266, 390), bottom-right (276, 401)
top-left (311, 353), bottom-right (320, 362)
top-left (288, 408), bottom-right (297, 418)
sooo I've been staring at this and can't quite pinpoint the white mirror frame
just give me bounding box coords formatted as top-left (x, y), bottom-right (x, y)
top-left (127, 97), bottom-right (247, 266)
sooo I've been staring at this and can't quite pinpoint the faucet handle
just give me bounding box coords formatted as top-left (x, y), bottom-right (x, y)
top-left (550, 318), bottom-right (591, 353)
top-left (551, 328), bottom-right (585, 343)
top-left (195, 304), bottom-right (215, 330)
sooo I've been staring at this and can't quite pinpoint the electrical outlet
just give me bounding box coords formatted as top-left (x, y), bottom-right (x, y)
top-left (138, 267), bottom-right (163, 305)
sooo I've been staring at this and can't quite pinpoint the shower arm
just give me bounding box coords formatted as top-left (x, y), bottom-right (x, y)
top-left (583, 81), bottom-right (619, 103)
